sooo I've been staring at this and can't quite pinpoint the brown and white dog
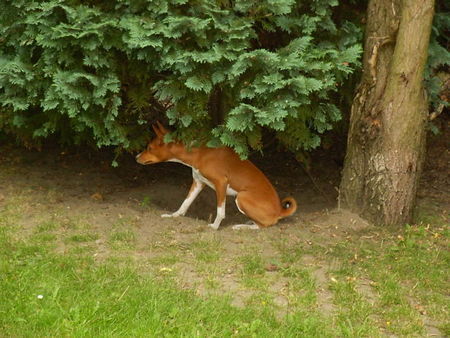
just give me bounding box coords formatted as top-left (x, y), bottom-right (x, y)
top-left (136, 122), bottom-right (297, 230)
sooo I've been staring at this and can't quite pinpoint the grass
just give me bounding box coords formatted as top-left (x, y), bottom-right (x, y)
top-left (191, 238), bottom-right (222, 263)
top-left (323, 220), bottom-right (449, 336)
top-left (0, 224), bottom-right (332, 337)
top-left (0, 192), bottom-right (448, 337)
top-left (67, 233), bottom-right (100, 243)
top-left (329, 277), bottom-right (378, 337)
top-left (140, 196), bottom-right (153, 208)
top-left (240, 253), bottom-right (265, 276)
top-left (109, 230), bottom-right (137, 249)
top-left (364, 224), bottom-right (450, 335)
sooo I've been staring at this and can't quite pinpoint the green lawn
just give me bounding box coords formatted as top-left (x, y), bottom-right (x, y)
top-left (0, 228), bottom-right (331, 337)
top-left (0, 194), bottom-right (448, 337)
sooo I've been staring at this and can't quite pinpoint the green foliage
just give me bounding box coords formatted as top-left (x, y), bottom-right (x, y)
top-left (0, 0), bottom-right (362, 157)
top-left (426, 2), bottom-right (450, 112)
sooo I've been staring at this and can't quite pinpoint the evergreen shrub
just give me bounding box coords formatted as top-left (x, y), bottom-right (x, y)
top-left (0, 0), bottom-right (362, 157)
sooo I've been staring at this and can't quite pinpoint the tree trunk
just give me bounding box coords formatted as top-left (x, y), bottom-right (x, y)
top-left (340, 0), bottom-right (435, 225)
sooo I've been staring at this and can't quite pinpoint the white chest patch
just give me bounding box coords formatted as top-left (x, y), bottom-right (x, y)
top-left (192, 168), bottom-right (214, 189)
top-left (168, 158), bottom-right (238, 196)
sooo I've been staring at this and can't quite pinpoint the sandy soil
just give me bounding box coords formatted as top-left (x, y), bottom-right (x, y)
top-left (0, 117), bottom-right (448, 269)
top-left (0, 116), bottom-right (448, 335)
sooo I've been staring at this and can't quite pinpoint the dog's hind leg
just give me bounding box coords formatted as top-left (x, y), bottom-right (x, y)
top-left (231, 197), bottom-right (260, 230)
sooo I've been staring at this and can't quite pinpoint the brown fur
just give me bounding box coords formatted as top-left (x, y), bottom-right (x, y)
top-left (136, 122), bottom-right (297, 228)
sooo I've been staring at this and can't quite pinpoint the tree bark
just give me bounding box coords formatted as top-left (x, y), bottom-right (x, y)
top-left (340, 0), bottom-right (435, 225)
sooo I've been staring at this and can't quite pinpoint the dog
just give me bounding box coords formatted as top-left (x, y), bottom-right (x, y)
top-left (136, 122), bottom-right (297, 230)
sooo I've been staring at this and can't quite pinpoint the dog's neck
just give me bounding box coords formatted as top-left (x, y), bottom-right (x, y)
top-left (166, 142), bottom-right (200, 168)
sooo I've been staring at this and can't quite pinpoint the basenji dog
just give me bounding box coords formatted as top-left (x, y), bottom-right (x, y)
top-left (136, 122), bottom-right (297, 230)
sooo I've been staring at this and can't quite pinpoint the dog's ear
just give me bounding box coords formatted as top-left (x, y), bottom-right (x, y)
top-left (152, 123), bottom-right (163, 139)
top-left (156, 121), bottom-right (169, 135)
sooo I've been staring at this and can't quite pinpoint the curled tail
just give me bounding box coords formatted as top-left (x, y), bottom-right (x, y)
top-left (280, 197), bottom-right (297, 218)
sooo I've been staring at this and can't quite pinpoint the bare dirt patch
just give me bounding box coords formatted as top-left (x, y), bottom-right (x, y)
top-left (0, 143), bottom-right (363, 312)
top-left (1, 123), bottom-right (448, 336)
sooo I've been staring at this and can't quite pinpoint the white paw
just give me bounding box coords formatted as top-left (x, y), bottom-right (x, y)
top-left (208, 223), bottom-right (220, 230)
top-left (161, 213), bottom-right (180, 218)
top-left (232, 223), bottom-right (260, 230)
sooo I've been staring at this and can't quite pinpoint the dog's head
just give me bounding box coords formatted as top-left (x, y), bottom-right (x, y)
top-left (136, 121), bottom-right (172, 165)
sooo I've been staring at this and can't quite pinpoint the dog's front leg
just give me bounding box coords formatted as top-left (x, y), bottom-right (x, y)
top-left (161, 179), bottom-right (204, 218)
top-left (208, 180), bottom-right (227, 230)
